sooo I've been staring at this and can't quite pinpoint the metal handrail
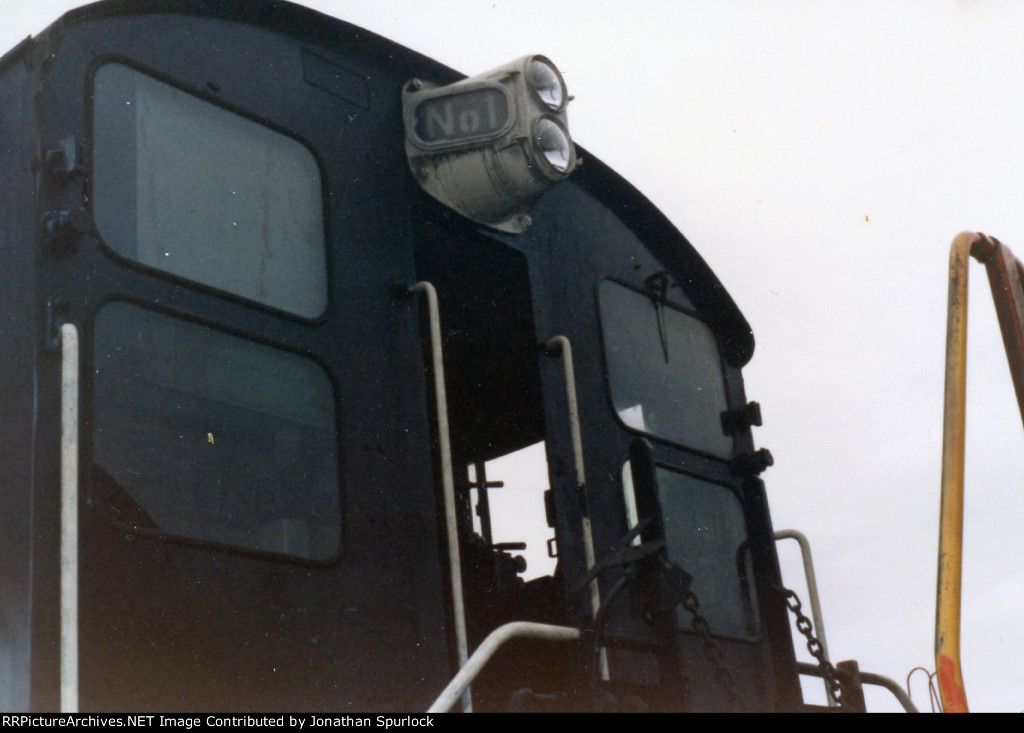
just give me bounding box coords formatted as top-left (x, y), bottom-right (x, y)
top-left (543, 336), bottom-right (599, 619)
top-left (859, 671), bottom-right (919, 713)
top-left (411, 281), bottom-right (471, 712)
top-left (774, 529), bottom-right (833, 706)
top-left (937, 232), bottom-right (1024, 712)
top-left (427, 622), bottom-right (582, 713)
top-left (795, 662), bottom-right (918, 713)
top-left (60, 323), bottom-right (79, 713)
top-left (544, 336), bottom-right (606, 679)
top-left (936, 232), bottom-right (978, 713)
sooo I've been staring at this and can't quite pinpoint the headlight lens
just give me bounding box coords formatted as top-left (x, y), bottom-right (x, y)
top-left (529, 58), bottom-right (566, 110)
top-left (535, 117), bottom-right (573, 173)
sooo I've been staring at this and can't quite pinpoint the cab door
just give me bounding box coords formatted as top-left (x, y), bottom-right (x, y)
top-left (33, 8), bottom-right (450, 711)
top-left (525, 177), bottom-right (801, 712)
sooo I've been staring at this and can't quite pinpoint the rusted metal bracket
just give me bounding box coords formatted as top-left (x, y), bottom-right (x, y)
top-left (936, 231), bottom-right (1024, 713)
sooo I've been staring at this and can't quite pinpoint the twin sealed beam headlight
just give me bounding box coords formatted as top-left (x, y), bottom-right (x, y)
top-left (403, 55), bottom-right (578, 233)
top-left (535, 117), bottom-right (573, 173)
top-left (529, 57), bottom-right (566, 110)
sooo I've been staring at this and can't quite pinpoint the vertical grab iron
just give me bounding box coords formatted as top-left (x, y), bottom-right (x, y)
top-left (411, 282), bottom-right (471, 712)
top-left (60, 323), bottom-right (80, 714)
top-left (543, 336), bottom-right (607, 680)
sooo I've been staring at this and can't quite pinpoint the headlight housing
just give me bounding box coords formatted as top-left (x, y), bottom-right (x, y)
top-left (402, 54), bottom-right (577, 233)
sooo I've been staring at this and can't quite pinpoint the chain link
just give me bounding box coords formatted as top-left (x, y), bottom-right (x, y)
top-left (781, 587), bottom-right (844, 706)
top-left (683, 591), bottom-right (741, 710)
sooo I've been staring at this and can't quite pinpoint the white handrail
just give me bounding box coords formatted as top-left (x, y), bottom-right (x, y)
top-left (60, 323), bottom-right (79, 713)
top-left (775, 529), bottom-right (832, 706)
top-left (411, 282), bottom-right (471, 712)
top-left (427, 622), bottom-right (581, 713)
top-left (544, 336), bottom-right (605, 679)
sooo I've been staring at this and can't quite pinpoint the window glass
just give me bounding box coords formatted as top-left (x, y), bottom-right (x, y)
top-left (92, 63), bottom-right (327, 318)
top-left (624, 463), bottom-right (758, 638)
top-left (92, 302), bottom-right (340, 561)
top-left (656, 468), bottom-right (758, 638)
top-left (600, 280), bottom-right (732, 457)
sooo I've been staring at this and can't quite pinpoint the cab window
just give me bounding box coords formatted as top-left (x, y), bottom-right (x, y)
top-left (92, 63), bottom-right (327, 318)
top-left (623, 463), bottom-right (759, 638)
top-left (92, 302), bottom-right (340, 561)
top-left (654, 467), bottom-right (758, 638)
top-left (600, 279), bottom-right (732, 457)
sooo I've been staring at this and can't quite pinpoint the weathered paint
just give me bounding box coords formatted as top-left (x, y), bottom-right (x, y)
top-left (935, 231), bottom-right (1024, 714)
top-left (936, 232), bottom-right (977, 714)
top-left (937, 654), bottom-right (968, 713)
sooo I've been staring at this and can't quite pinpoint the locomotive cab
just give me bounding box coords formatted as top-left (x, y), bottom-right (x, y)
top-left (0, 0), bottom-right (804, 712)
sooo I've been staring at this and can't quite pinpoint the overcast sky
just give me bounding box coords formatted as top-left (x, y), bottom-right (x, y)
top-left (4, 0), bottom-right (1024, 713)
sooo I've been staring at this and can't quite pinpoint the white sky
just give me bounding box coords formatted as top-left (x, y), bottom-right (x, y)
top-left (4, 0), bottom-right (1024, 713)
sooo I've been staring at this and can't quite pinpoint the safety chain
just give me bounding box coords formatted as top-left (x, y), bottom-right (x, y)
top-left (683, 591), bottom-right (741, 710)
top-left (782, 587), bottom-right (844, 706)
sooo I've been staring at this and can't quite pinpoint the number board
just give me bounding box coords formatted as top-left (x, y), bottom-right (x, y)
top-left (411, 86), bottom-right (512, 148)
